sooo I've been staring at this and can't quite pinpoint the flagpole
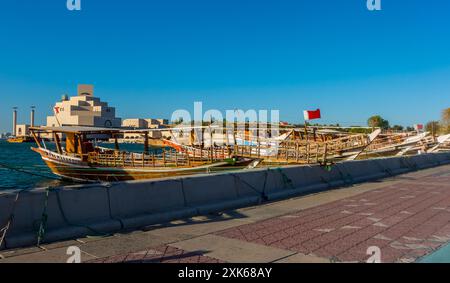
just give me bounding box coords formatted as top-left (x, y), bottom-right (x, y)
top-left (304, 120), bottom-right (309, 142)
top-left (54, 107), bottom-right (62, 127)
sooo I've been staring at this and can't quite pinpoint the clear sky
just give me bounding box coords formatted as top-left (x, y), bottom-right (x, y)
top-left (1, 0), bottom-right (450, 132)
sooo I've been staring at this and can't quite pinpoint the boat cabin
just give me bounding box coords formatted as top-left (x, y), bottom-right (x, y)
top-left (29, 126), bottom-right (154, 160)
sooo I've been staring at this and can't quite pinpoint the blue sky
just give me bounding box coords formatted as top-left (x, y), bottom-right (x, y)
top-left (1, 0), bottom-right (450, 132)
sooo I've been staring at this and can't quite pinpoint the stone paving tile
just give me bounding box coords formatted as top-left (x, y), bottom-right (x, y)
top-left (88, 245), bottom-right (225, 263)
top-left (215, 171), bottom-right (450, 263)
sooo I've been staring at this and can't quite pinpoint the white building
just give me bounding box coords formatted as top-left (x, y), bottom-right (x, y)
top-left (46, 85), bottom-right (121, 128)
top-left (15, 124), bottom-right (30, 137)
top-left (121, 118), bottom-right (168, 141)
top-left (122, 118), bottom-right (148, 129)
top-left (121, 118), bottom-right (168, 129)
top-left (146, 119), bottom-right (169, 128)
top-left (0, 133), bottom-right (12, 139)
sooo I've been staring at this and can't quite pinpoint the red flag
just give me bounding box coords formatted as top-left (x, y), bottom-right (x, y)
top-left (303, 109), bottom-right (321, 121)
top-left (54, 107), bottom-right (60, 114)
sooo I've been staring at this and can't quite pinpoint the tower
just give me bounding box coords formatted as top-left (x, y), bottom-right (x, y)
top-left (12, 107), bottom-right (18, 137)
top-left (77, 84), bottom-right (94, 96)
top-left (30, 106), bottom-right (35, 127)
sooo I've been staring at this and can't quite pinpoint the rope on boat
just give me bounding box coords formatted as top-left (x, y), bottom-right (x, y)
top-left (0, 162), bottom-right (61, 181)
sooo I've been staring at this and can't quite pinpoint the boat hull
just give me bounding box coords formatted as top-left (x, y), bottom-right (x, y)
top-left (42, 159), bottom-right (233, 182)
top-left (34, 147), bottom-right (257, 182)
top-left (7, 136), bottom-right (34, 143)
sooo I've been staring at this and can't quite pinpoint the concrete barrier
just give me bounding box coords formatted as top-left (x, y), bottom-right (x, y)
top-left (336, 159), bottom-right (388, 183)
top-left (109, 179), bottom-right (186, 217)
top-left (1, 152), bottom-right (449, 249)
top-left (182, 174), bottom-right (239, 206)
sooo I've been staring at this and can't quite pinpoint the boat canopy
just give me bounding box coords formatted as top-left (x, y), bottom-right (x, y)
top-left (29, 126), bottom-right (210, 134)
top-left (29, 126), bottom-right (156, 156)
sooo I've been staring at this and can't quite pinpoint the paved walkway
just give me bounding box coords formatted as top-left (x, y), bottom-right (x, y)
top-left (1, 164), bottom-right (450, 263)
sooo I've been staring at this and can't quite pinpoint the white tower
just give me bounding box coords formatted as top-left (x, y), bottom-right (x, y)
top-left (12, 107), bottom-right (18, 137)
top-left (30, 106), bottom-right (35, 127)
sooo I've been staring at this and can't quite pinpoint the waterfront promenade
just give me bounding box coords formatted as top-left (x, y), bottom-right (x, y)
top-left (1, 164), bottom-right (450, 263)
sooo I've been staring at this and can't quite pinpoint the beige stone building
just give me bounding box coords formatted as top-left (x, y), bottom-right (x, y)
top-left (121, 118), bottom-right (168, 129)
top-left (46, 85), bottom-right (121, 128)
top-left (15, 124), bottom-right (30, 137)
top-left (145, 119), bottom-right (169, 128)
top-left (122, 119), bottom-right (148, 129)
top-left (121, 118), bottom-right (168, 141)
top-left (122, 131), bottom-right (162, 141)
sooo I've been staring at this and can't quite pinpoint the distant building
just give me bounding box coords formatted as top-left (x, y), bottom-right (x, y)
top-left (16, 124), bottom-right (30, 137)
top-left (121, 118), bottom-right (168, 141)
top-left (122, 118), bottom-right (148, 129)
top-left (46, 84), bottom-right (121, 128)
top-left (0, 132), bottom-right (11, 139)
top-left (145, 119), bottom-right (169, 128)
top-left (123, 131), bottom-right (162, 141)
top-left (122, 118), bottom-right (168, 129)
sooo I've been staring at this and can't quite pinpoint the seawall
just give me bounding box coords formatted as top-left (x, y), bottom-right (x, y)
top-left (1, 152), bottom-right (450, 250)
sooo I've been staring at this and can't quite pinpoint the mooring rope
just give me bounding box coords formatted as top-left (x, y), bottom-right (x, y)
top-left (0, 190), bottom-right (22, 249)
top-left (53, 188), bottom-right (112, 239)
top-left (36, 188), bottom-right (50, 247)
top-left (373, 160), bottom-right (395, 177)
top-left (34, 186), bottom-right (115, 246)
top-left (261, 169), bottom-right (269, 198)
top-left (334, 165), bottom-right (355, 186)
top-left (0, 162), bottom-right (61, 181)
top-left (275, 167), bottom-right (295, 190)
top-left (231, 173), bottom-right (267, 200)
top-left (402, 157), bottom-right (418, 171)
top-left (174, 179), bottom-right (188, 207)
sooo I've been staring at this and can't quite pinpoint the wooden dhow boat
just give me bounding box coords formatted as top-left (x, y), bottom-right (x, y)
top-left (163, 126), bottom-right (383, 165)
top-left (29, 126), bottom-right (259, 182)
top-left (362, 131), bottom-right (435, 156)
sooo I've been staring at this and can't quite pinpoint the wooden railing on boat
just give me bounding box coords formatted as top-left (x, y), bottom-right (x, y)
top-left (176, 133), bottom-right (371, 165)
top-left (88, 132), bottom-right (435, 168)
top-left (87, 148), bottom-right (228, 168)
top-left (258, 134), bottom-right (368, 164)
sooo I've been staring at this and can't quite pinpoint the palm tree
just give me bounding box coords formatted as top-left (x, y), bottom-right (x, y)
top-left (442, 108), bottom-right (450, 133)
top-left (367, 115), bottom-right (389, 130)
